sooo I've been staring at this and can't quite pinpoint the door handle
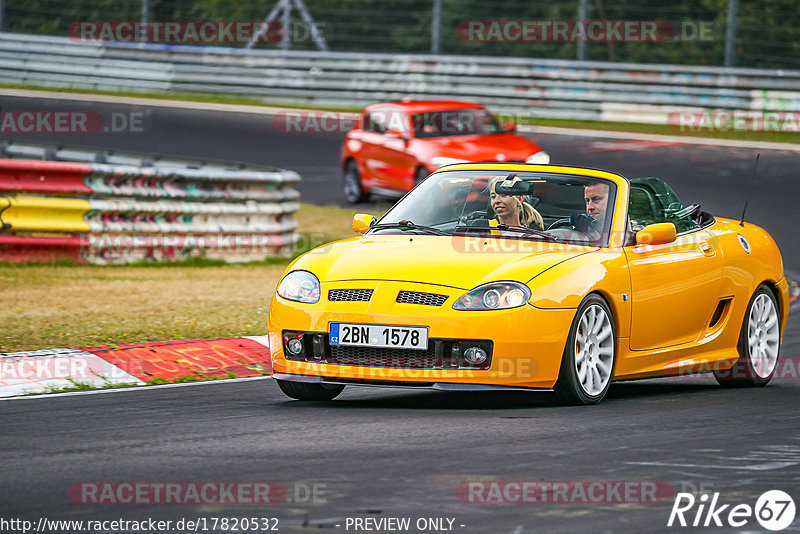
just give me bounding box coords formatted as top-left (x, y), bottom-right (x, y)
top-left (700, 242), bottom-right (714, 256)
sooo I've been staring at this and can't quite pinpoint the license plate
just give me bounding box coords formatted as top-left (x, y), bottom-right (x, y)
top-left (329, 323), bottom-right (428, 350)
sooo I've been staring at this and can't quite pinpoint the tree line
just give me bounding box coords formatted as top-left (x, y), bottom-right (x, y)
top-left (3, 0), bottom-right (798, 68)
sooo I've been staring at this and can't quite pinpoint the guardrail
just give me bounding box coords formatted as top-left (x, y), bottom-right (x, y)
top-left (1, 33), bottom-right (800, 122)
top-left (0, 141), bottom-right (301, 264)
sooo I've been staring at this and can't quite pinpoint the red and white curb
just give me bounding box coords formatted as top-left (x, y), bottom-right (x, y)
top-left (0, 348), bottom-right (144, 397)
top-left (0, 336), bottom-right (271, 398)
top-left (1, 274), bottom-right (796, 399)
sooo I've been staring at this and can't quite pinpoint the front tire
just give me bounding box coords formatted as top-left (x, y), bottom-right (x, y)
top-left (342, 160), bottom-right (367, 204)
top-left (714, 285), bottom-right (780, 387)
top-left (555, 294), bottom-right (616, 405)
top-left (276, 379), bottom-right (345, 401)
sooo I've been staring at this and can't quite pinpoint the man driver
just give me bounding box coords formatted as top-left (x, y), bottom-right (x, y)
top-left (583, 183), bottom-right (609, 230)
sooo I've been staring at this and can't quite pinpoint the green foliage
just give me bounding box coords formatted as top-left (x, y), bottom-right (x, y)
top-left (172, 374), bottom-right (204, 382)
top-left (145, 377), bottom-right (170, 385)
top-left (2, 1), bottom-right (799, 68)
top-left (33, 379), bottom-right (141, 395)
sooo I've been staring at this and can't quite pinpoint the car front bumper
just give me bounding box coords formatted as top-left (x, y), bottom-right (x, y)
top-left (268, 280), bottom-right (576, 389)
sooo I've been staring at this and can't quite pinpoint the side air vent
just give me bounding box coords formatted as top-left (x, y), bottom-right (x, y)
top-left (396, 290), bottom-right (448, 306)
top-left (329, 289), bottom-right (373, 302)
top-left (709, 298), bottom-right (732, 328)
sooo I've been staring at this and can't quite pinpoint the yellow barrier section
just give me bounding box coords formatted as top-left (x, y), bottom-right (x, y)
top-left (3, 195), bottom-right (92, 233)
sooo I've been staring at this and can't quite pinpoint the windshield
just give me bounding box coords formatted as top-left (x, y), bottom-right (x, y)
top-left (373, 170), bottom-right (617, 247)
top-left (411, 109), bottom-right (503, 138)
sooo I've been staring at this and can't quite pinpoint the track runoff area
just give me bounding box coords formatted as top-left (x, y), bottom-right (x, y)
top-left (1, 91), bottom-right (799, 534)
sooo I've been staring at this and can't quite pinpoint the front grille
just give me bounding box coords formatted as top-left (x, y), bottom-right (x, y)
top-left (282, 331), bottom-right (493, 370)
top-left (396, 290), bottom-right (448, 306)
top-left (329, 344), bottom-right (438, 369)
top-left (329, 289), bottom-right (373, 302)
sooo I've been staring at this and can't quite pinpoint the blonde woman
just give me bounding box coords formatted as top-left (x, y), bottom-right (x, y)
top-left (488, 176), bottom-right (544, 230)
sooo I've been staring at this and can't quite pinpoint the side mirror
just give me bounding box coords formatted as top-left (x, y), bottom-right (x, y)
top-left (385, 130), bottom-right (407, 142)
top-left (635, 222), bottom-right (677, 246)
top-left (503, 121), bottom-right (517, 133)
top-left (352, 213), bottom-right (376, 234)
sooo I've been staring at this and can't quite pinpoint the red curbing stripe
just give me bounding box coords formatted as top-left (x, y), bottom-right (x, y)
top-left (82, 337), bottom-right (272, 382)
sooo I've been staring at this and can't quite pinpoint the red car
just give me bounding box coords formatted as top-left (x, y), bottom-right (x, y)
top-left (340, 100), bottom-right (549, 203)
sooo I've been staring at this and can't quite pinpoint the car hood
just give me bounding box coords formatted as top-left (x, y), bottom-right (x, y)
top-left (291, 235), bottom-right (596, 290)
top-left (418, 132), bottom-right (540, 162)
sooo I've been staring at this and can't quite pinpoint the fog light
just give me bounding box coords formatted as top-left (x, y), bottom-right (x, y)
top-left (464, 346), bottom-right (488, 366)
top-left (287, 338), bottom-right (304, 356)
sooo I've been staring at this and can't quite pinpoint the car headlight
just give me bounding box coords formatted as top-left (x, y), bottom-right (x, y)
top-left (432, 156), bottom-right (470, 169)
top-left (526, 151), bottom-right (550, 164)
top-left (453, 281), bottom-right (531, 310)
top-left (277, 270), bottom-right (320, 303)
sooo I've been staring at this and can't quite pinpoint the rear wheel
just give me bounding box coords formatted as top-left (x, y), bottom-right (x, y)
top-left (555, 294), bottom-right (616, 405)
top-left (276, 379), bottom-right (345, 401)
top-left (342, 160), bottom-right (367, 203)
top-left (714, 285), bottom-right (780, 387)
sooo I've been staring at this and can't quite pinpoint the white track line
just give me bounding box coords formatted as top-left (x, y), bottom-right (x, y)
top-left (0, 88), bottom-right (290, 116)
top-left (3, 88), bottom-right (798, 151)
top-left (0, 374), bottom-right (272, 401)
top-left (518, 124), bottom-right (800, 151)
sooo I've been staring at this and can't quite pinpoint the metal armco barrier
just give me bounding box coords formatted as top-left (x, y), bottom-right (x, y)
top-left (0, 142), bottom-right (300, 264)
top-left (1, 33), bottom-right (800, 121)
top-left (3, 196), bottom-right (91, 232)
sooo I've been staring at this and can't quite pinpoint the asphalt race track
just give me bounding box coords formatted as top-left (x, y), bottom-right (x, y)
top-left (1, 94), bottom-right (798, 261)
top-left (1, 94), bottom-right (800, 533)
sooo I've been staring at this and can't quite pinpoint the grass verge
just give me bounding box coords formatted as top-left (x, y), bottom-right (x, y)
top-left (0, 202), bottom-right (386, 353)
top-left (0, 83), bottom-right (362, 112)
top-left (527, 117), bottom-right (800, 145)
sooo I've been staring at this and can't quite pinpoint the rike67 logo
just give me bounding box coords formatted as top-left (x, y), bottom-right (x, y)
top-left (668, 490), bottom-right (795, 531)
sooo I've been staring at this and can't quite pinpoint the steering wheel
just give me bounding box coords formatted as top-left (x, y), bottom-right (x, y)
top-left (547, 217), bottom-right (573, 230)
top-left (460, 210), bottom-right (488, 223)
top-left (548, 214), bottom-right (594, 231)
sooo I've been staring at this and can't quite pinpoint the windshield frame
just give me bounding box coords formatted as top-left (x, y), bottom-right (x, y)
top-left (410, 108), bottom-right (503, 138)
top-left (372, 167), bottom-right (622, 248)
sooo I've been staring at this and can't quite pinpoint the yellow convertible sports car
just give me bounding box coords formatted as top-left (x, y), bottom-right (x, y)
top-left (268, 163), bottom-right (789, 404)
